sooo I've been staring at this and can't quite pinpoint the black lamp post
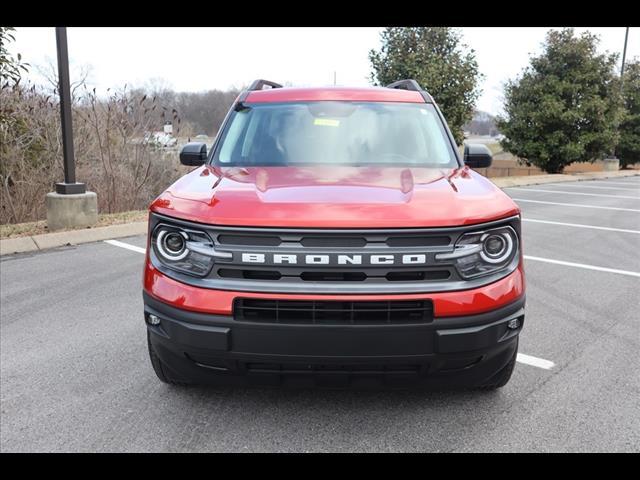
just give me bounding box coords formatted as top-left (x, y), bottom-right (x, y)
top-left (55, 27), bottom-right (86, 194)
top-left (610, 27), bottom-right (630, 162)
top-left (46, 27), bottom-right (97, 231)
top-left (620, 27), bottom-right (629, 93)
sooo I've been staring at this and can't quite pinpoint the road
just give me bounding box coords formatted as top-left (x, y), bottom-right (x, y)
top-left (1, 176), bottom-right (639, 452)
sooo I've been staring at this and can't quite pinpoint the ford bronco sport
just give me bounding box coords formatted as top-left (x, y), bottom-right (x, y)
top-left (143, 79), bottom-right (525, 389)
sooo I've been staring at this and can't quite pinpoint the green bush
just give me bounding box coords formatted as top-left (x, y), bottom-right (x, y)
top-left (497, 29), bottom-right (622, 174)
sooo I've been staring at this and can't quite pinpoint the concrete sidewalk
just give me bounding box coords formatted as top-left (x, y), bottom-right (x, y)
top-left (1, 169), bottom-right (639, 256)
top-left (1, 221), bottom-right (148, 256)
top-left (490, 170), bottom-right (640, 188)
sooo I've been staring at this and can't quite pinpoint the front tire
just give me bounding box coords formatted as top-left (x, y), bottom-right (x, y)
top-left (147, 331), bottom-right (191, 386)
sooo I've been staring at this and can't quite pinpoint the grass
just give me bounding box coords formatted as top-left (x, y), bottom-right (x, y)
top-left (459, 141), bottom-right (505, 157)
top-left (0, 210), bottom-right (148, 239)
top-left (486, 142), bottom-right (504, 156)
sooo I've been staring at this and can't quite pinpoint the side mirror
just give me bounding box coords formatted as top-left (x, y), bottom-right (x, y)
top-left (463, 143), bottom-right (493, 168)
top-left (180, 142), bottom-right (207, 166)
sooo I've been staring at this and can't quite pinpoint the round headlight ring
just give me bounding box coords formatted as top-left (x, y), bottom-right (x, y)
top-left (480, 231), bottom-right (513, 264)
top-left (156, 229), bottom-right (189, 261)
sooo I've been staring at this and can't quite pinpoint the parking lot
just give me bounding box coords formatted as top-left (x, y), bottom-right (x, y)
top-left (1, 176), bottom-right (639, 452)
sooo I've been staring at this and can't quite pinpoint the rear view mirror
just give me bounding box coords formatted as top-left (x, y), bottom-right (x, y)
top-left (463, 143), bottom-right (493, 168)
top-left (180, 142), bottom-right (207, 166)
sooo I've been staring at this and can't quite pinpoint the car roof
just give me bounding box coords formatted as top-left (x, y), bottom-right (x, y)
top-left (245, 86), bottom-right (426, 104)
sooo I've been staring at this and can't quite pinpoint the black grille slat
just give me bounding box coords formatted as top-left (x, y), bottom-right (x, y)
top-left (386, 270), bottom-right (450, 281)
top-left (234, 299), bottom-right (433, 325)
top-left (300, 271), bottom-right (367, 282)
top-left (220, 268), bottom-right (450, 282)
top-left (218, 235), bottom-right (282, 246)
top-left (218, 269), bottom-right (282, 280)
top-left (300, 237), bottom-right (367, 248)
top-left (218, 234), bottom-right (451, 248)
top-left (386, 236), bottom-right (451, 247)
top-left (245, 363), bottom-right (421, 375)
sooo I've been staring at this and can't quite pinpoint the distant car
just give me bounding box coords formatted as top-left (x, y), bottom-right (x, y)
top-left (143, 79), bottom-right (524, 390)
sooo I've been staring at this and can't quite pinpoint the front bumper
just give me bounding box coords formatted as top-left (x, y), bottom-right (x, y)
top-left (144, 292), bottom-right (525, 389)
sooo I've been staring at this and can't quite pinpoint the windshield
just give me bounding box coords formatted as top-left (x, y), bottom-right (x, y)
top-left (212, 101), bottom-right (458, 167)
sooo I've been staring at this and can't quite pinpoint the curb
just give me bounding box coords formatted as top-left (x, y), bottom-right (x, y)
top-left (1, 170), bottom-right (638, 256)
top-left (0, 221), bottom-right (148, 256)
top-left (490, 170), bottom-right (640, 188)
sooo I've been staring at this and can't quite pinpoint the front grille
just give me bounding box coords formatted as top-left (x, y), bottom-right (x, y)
top-left (150, 213), bottom-right (521, 294)
top-left (209, 227), bottom-right (462, 286)
top-left (234, 298), bottom-right (434, 325)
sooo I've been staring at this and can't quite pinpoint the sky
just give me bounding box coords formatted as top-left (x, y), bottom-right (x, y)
top-left (7, 27), bottom-right (639, 116)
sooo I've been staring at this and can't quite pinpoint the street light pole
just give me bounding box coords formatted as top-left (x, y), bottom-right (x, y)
top-left (609, 27), bottom-right (630, 163)
top-left (55, 26), bottom-right (85, 194)
top-left (620, 27), bottom-right (629, 89)
top-left (46, 27), bottom-right (97, 231)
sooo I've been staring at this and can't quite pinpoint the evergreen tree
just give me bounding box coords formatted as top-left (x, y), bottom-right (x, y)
top-left (369, 27), bottom-right (481, 145)
top-left (497, 29), bottom-right (621, 174)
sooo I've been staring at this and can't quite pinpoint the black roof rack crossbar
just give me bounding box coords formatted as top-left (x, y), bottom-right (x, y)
top-left (385, 79), bottom-right (423, 92)
top-left (248, 79), bottom-right (283, 91)
top-left (386, 79), bottom-right (434, 103)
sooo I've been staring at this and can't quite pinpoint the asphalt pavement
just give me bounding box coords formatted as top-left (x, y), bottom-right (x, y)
top-left (1, 176), bottom-right (639, 452)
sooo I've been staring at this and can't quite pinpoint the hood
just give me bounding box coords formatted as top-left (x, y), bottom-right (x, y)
top-left (150, 165), bottom-right (519, 228)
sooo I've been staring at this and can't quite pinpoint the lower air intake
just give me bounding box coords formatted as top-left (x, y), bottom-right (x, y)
top-left (234, 299), bottom-right (434, 325)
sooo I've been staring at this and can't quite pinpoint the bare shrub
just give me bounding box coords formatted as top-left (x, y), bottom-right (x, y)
top-left (174, 89), bottom-right (240, 136)
top-left (0, 79), bottom-right (190, 224)
top-left (1, 83), bottom-right (64, 223)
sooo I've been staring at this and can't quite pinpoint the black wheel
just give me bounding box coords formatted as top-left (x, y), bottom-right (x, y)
top-left (478, 341), bottom-right (518, 390)
top-left (147, 331), bottom-right (191, 386)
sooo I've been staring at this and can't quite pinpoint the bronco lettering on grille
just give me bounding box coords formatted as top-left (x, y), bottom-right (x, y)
top-left (239, 253), bottom-right (429, 266)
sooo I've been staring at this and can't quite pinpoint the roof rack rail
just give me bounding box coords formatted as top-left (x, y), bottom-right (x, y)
top-left (385, 79), bottom-right (423, 92)
top-left (385, 79), bottom-right (434, 103)
top-left (248, 79), bottom-right (283, 91)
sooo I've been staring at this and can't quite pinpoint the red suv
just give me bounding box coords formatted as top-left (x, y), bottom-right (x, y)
top-left (143, 79), bottom-right (525, 389)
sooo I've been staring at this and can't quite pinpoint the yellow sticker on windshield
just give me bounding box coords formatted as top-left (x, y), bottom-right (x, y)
top-left (314, 118), bottom-right (340, 127)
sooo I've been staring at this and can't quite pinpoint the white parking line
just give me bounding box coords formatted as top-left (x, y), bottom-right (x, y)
top-left (577, 180), bottom-right (640, 187)
top-left (524, 255), bottom-right (640, 278)
top-left (512, 198), bottom-right (640, 212)
top-left (516, 353), bottom-right (555, 370)
top-left (543, 183), bottom-right (640, 192)
top-left (104, 239), bottom-right (146, 254)
top-left (508, 187), bottom-right (640, 200)
top-left (522, 218), bottom-right (640, 234)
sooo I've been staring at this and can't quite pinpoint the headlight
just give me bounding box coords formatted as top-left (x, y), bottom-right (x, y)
top-left (151, 224), bottom-right (230, 277)
top-left (157, 230), bottom-right (189, 261)
top-left (435, 226), bottom-right (518, 279)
